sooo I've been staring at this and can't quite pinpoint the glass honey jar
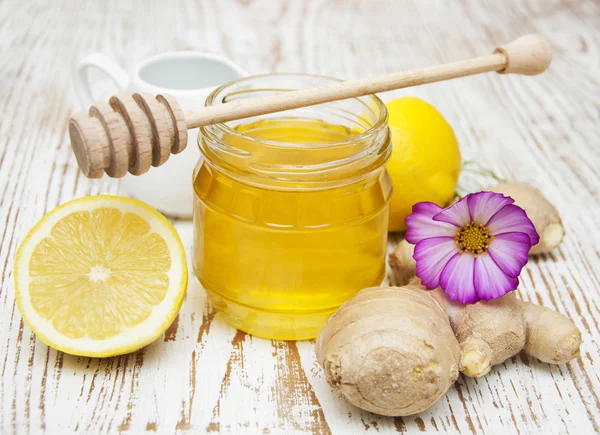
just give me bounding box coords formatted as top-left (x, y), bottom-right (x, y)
top-left (193, 74), bottom-right (392, 340)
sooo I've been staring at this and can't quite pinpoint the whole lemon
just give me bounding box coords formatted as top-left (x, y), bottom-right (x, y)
top-left (385, 97), bottom-right (461, 232)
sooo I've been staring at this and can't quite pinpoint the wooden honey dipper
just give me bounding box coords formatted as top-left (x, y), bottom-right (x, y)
top-left (69, 34), bottom-right (551, 178)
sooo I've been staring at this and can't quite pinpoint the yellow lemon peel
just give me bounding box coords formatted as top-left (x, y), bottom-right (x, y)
top-left (385, 97), bottom-right (461, 232)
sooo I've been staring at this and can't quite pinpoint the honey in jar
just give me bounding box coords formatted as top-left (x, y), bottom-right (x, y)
top-left (193, 74), bottom-right (392, 340)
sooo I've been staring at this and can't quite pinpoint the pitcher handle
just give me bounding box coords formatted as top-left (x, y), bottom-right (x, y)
top-left (74, 53), bottom-right (130, 107)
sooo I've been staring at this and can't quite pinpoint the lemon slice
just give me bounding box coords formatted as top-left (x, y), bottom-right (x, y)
top-left (13, 195), bottom-right (187, 357)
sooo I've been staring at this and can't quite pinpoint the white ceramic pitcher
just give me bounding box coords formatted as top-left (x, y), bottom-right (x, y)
top-left (74, 52), bottom-right (248, 218)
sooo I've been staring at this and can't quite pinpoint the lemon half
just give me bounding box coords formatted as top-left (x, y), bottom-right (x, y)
top-left (13, 195), bottom-right (187, 357)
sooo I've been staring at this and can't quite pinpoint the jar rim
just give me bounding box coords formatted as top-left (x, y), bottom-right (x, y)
top-left (199, 73), bottom-right (391, 189)
top-left (203, 72), bottom-right (389, 149)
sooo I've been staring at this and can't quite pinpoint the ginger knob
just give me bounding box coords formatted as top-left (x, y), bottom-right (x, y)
top-left (489, 182), bottom-right (564, 254)
top-left (316, 283), bottom-right (460, 416)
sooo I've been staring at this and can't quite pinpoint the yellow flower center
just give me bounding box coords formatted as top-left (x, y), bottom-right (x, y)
top-left (456, 222), bottom-right (493, 256)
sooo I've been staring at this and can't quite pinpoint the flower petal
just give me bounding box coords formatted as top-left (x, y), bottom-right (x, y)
top-left (433, 195), bottom-right (471, 227)
top-left (486, 204), bottom-right (540, 245)
top-left (467, 191), bottom-right (514, 225)
top-left (405, 202), bottom-right (458, 244)
top-left (414, 237), bottom-right (460, 289)
top-left (474, 254), bottom-right (519, 300)
top-left (488, 232), bottom-right (531, 277)
top-left (440, 253), bottom-right (477, 304)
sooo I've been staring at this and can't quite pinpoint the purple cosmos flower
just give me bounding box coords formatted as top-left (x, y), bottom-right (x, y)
top-left (405, 192), bottom-right (539, 304)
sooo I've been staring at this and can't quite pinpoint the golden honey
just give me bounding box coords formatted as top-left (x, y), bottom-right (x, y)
top-left (193, 74), bottom-right (391, 340)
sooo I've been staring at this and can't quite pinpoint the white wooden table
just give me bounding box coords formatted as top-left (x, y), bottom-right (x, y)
top-left (1, 0), bottom-right (599, 433)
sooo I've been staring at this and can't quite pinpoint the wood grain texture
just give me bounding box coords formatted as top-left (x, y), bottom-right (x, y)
top-left (1, 0), bottom-right (599, 433)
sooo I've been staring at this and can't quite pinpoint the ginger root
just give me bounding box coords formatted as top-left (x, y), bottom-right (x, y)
top-left (389, 238), bottom-right (417, 286)
top-left (489, 182), bottom-right (564, 254)
top-left (323, 183), bottom-right (574, 416)
top-left (317, 279), bottom-right (582, 416)
top-left (434, 286), bottom-right (581, 377)
top-left (389, 239), bottom-right (581, 377)
top-left (315, 283), bottom-right (460, 416)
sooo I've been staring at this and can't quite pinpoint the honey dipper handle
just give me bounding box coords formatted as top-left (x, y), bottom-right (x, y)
top-left (69, 34), bottom-right (550, 178)
top-left (185, 34), bottom-right (551, 128)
